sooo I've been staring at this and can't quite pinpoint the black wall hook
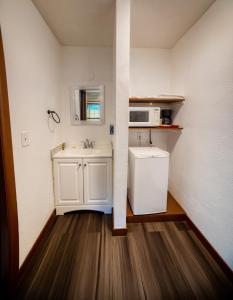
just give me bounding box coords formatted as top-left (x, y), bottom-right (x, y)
top-left (47, 110), bottom-right (60, 124)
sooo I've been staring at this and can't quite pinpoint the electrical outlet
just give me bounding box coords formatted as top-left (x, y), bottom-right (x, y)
top-left (21, 131), bottom-right (30, 147)
top-left (137, 132), bottom-right (142, 146)
top-left (137, 132), bottom-right (142, 140)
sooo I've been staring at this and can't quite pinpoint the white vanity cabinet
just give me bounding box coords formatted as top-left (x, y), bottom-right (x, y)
top-left (53, 155), bottom-right (112, 215)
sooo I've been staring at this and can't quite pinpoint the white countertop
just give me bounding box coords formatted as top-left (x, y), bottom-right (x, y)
top-left (53, 147), bottom-right (113, 159)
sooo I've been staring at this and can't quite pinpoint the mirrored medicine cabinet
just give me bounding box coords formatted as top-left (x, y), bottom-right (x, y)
top-left (70, 85), bottom-right (104, 125)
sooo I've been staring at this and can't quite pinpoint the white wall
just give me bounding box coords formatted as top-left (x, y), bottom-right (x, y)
top-left (113, 0), bottom-right (130, 229)
top-left (60, 47), bottom-right (113, 146)
top-left (0, 0), bottom-right (61, 266)
top-left (129, 48), bottom-right (172, 149)
top-left (170, 0), bottom-right (233, 268)
top-left (129, 130), bottom-right (170, 149)
top-left (130, 48), bottom-right (171, 97)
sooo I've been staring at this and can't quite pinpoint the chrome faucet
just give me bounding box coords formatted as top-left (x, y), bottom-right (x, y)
top-left (81, 139), bottom-right (95, 149)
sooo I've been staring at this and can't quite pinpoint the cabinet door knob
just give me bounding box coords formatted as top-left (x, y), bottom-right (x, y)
top-left (79, 164), bottom-right (82, 167)
top-left (84, 164), bottom-right (87, 167)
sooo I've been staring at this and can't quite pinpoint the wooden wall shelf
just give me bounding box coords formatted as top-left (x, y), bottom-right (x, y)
top-left (129, 126), bottom-right (183, 131)
top-left (129, 96), bottom-right (185, 104)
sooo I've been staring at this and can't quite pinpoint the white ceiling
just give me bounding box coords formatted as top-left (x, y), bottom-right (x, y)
top-left (32, 0), bottom-right (115, 47)
top-left (131, 0), bottom-right (215, 48)
top-left (32, 0), bottom-right (215, 48)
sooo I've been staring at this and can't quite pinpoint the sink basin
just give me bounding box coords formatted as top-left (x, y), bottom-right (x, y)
top-left (78, 148), bottom-right (103, 155)
top-left (53, 147), bottom-right (112, 159)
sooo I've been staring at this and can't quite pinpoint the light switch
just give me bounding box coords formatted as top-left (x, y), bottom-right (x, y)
top-left (110, 124), bottom-right (114, 135)
top-left (21, 131), bottom-right (30, 147)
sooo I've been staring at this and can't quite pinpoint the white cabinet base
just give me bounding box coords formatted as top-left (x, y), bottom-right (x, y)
top-left (53, 157), bottom-right (112, 214)
top-left (56, 204), bottom-right (112, 215)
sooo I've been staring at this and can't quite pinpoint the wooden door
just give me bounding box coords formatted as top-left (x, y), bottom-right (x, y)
top-left (0, 29), bottom-right (19, 296)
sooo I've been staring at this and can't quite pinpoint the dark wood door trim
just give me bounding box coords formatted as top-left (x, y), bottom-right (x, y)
top-left (0, 28), bottom-right (19, 295)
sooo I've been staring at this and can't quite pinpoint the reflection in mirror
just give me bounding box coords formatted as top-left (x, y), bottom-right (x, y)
top-left (71, 85), bottom-right (104, 125)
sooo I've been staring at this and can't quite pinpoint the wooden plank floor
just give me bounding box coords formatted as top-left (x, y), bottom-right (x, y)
top-left (17, 212), bottom-right (233, 300)
top-left (127, 192), bottom-right (186, 223)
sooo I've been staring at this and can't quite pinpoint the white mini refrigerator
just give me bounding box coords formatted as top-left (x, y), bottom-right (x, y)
top-left (128, 147), bottom-right (169, 215)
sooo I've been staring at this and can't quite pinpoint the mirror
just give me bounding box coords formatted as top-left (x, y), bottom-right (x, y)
top-left (71, 85), bottom-right (104, 125)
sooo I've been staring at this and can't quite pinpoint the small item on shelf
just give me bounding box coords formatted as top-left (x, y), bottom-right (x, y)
top-left (161, 109), bottom-right (172, 125)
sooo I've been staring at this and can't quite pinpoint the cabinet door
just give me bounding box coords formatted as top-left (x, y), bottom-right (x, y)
top-left (54, 159), bottom-right (83, 205)
top-left (83, 158), bottom-right (112, 205)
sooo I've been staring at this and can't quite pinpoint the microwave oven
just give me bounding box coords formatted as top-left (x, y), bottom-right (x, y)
top-left (129, 107), bottom-right (160, 127)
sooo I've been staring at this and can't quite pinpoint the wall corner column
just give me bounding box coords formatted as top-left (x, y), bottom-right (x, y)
top-left (112, 0), bottom-right (130, 232)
